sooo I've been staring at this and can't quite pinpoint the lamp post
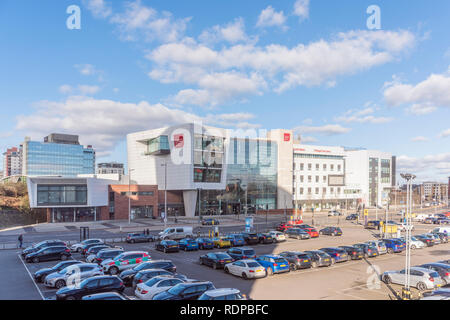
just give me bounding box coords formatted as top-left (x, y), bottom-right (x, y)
top-left (161, 163), bottom-right (168, 229)
top-left (128, 168), bottom-right (135, 225)
top-left (400, 173), bottom-right (416, 300)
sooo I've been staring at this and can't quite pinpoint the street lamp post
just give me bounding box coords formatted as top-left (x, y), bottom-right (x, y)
top-left (128, 168), bottom-right (135, 225)
top-left (161, 163), bottom-right (168, 229)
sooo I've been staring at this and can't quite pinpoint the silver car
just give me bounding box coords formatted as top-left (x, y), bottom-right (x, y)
top-left (365, 240), bottom-right (388, 255)
top-left (382, 267), bottom-right (445, 291)
top-left (70, 239), bottom-right (103, 253)
top-left (44, 263), bottom-right (103, 289)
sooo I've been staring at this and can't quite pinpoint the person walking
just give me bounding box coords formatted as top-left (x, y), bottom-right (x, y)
top-left (18, 234), bottom-right (23, 249)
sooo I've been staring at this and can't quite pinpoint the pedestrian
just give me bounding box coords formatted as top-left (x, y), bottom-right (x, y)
top-left (18, 234), bottom-right (23, 249)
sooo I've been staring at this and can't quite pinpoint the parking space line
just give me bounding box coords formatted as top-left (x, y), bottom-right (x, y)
top-left (18, 254), bottom-right (45, 300)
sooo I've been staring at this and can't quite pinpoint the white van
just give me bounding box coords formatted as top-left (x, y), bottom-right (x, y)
top-left (431, 226), bottom-right (450, 235)
top-left (414, 214), bottom-right (431, 222)
top-left (159, 226), bottom-right (193, 240)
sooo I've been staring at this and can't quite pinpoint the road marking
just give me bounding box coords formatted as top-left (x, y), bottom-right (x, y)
top-left (17, 254), bottom-right (45, 300)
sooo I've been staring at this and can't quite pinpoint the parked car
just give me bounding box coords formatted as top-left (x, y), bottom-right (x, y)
top-left (297, 225), bottom-right (319, 238)
top-left (279, 251), bottom-right (313, 270)
top-left (424, 233), bottom-right (442, 245)
top-left (155, 240), bottom-right (180, 253)
top-left (85, 245), bottom-right (113, 262)
top-left (303, 250), bottom-right (333, 268)
top-left (159, 226), bottom-right (194, 240)
top-left (438, 259), bottom-right (450, 265)
top-left (365, 220), bottom-right (381, 230)
top-left (126, 233), bottom-right (156, 243)
top-left (430, 226), bottom-right (450, 235)
top-left (34, 260), bottom-right (82, 283)
top-left (352, 243), bottom-right (379, 258)
top-left (56, 275), bottom-right (125, 300)
top-left (92, 248), bottom-right (124, 265)
top-left (25, 246), bottom-right (72, 263)
top-left (421, 288), bottom-right (450, 300)
top-left (178, 238), bottom-right (199, 251)
top-left (227, 247), bottom-right (256, 261)
top-left (434, 232), bottom-right (449, 243)
top-left (419, 263), bottom-right (450, 284)
top-left (382, 267), bottom-right (445, 291)
top-left (424, 217), bottom-right (437, 224)
top-left (44, 263), bottom-right (103, 289)
top-left (132, 269), bottom-right (185, 289)
top-left (255, 255), bottom-right (290, 276)
top-left (257, 233), bottom-right (274, 244)
top-left (195, 238), bottom-right (215, 250)
top-left (319, 227), bottom-right (343, 236)
top-left (199, 252), bottom-right (234, 269)
top-left (338, 246), bottom-right (364, 260)
top-left (346, 214), bottom-right (359, 221)
top-left (101, 251), bottom-right (151, 275)
top-left (286, 228), bottom-right (311, 240)
top-left (268, 231), bottom-right (286, 242)
top-left (22, 240), bottom-right (67, 258)
top-left (381, 239), bottom-right (405, 253)
top-left (225, 234), bottom-right (246, 247)
top-left (198, 288), bottom-right (248, 300)
top-left (152, 281), bottom-right (215, 300)
top-left (202, 218), bottom-right (220, 226)
top-left (365, 240), bottom-right (388, 255)
top-left (319, 247), bottom-right (349, 264)
top-left (212, 237), bottom-right (232, 248)
top-left (82, 292), bottom-right (130, 300)
top-left (240, 232), bottom-right (259, 245)
top-left (224, 259), bottom-right (266, 279)
top-left (415, 234), bottom-right (435, 247)
top-left (328, 210), bottom-right (343, 216)
top-left (81, 243), bottom-right (119, 256)
top-left (276, 223), bottom-right (295, 232)
top-left (135, 276), bottom-right (186, 300)
top-left (119, 260), bottom-right (177, 286)
top-left (398, 236), bottom-right (425, 250)
top-left (70, 239), bottom-right (103, 253)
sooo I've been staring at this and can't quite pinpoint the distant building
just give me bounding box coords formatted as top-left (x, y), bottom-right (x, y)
top-left (422, 181), bottom-right (448, 202)
top-left (97, 162), bottom-right (125, 178)
top-left (2, 147), bottom-right (22, 178)
top-left (21, 134), bottom-right (95, 177)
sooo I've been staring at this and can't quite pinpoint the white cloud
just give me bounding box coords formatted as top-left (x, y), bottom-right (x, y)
top-left (411, 136), bottom-right (428, 142)
top-left (293, 0), bottom-right (310, 21)
top-left (199, 18), bottom-right (249, 44)
top-left (335, 106), bottom-right (393, 124)
top-left (300, 135), bottom-right (317, 143)
top-left (439, 129), bottom-right (450, 138)
top-left (397, 153), bottom-right (450, 180)
top-left (147, 30), bottom-right (415, 106)
top-left (384, 68), bottom-right (450, 114)
top-left (15, 97), bottom-right (260, 156)
top-left (293, 124), bottom-right (351, 136)
top-left (59, 85), bottom-right (73, 94)
top-left (82, 0), bottom-right (112, 19)
top-left (75, 64), bottom-right (96, 76)
top-left (78, 85), bottom-right (101, 95)
top-left (256, 6), bottom-right (287, 29)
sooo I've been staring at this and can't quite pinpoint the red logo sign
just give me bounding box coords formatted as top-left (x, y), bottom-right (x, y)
top-left (174, 134), bottom-right (184, 148)
top-left (284, 133), bottom-right (291, 142)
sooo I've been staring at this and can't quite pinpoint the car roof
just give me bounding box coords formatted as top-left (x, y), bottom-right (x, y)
top-left (138, 268), bottom-right (169, 274)
top-left (239, 259), bottom-right (259, 263)
top-left (411, 266), bottom-right (437, 273)
top-left (203, 288), bottom-right (240, 297)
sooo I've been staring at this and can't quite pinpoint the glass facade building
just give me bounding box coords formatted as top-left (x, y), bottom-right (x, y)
top-left (24, 141), bottom-right (95, 176)
top-left (198, 138), bottom-right (278, 215)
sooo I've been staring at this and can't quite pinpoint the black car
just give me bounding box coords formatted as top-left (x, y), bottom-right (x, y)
top-left (202, 218), bottom-right (220, 226)
top-left (279, 251), bottom-right (312, 270)
top-left (415, 235), bottom-right (435, 247)
top-left (25, 246), bottom-right (72, 263)
top-left (257, 233), bottom-right (274, 244)
top-left (419, 263), bottom-right (450, 284)
top-left (22, 240), bottom-right (67, 258)
top-left (93, 249), bottom-right (124, 264)
top-left (240, 233), bottom-right (259, 245)
top-left (82, 292), bottom-right (130, 300)
top-left (227, 247), bottom-right (256, 260)
top-left (435, 232), bottom-right (449, 243)
top-left (56, 276), bottom-right (124, 300)
top-left (319, 227), bottom-right (343, 236)
top-left (304, 250), bottom-right (333, 268)
top-left (338, 246), bottom-right (364, 260)
top-left (353, 243), bottom-right (379, 258)
top-left (119, 260), bottom-right (177, 286)
top-left (153, 281), bottom-right (215, 300)
top-left (34, 260), bottom-right (82, 283)
top-left (346, 214), bottom-right (359, 221)
top-left (81, 242), bottom-right (106, 256)
top-left (286, 228), bottom-right (310, 240)
top-left (85, 245), bottom-right (112, 258)
top-left (155, 240), bottom-right (179, 253)
top-left (126, 233), bottom-right (156, 243)
top-left (318, 247), bottom-right (348, 264)
top-left (132, 268), bottom-right (181, 288)
top-left (199, 252), bottom-right (234, 269)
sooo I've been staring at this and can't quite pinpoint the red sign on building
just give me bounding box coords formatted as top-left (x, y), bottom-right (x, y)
top-left (173, 134), bottom-right (184, 148)
top-left (284, 133), bottom-right (291, 142)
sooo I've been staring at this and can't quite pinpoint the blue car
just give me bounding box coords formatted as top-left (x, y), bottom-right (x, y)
top-left (225, 235), bottom-right (246, 247)
top-left (319, 247), bottom-right (349, 264)
top-left (196, 238), bottom-right (215, 250)
top-left (178, 239), bottom-right (199, 251)
top-left (255, 255), bottom-right (290, 276)
top-left (382, 239), bottom-right (405, 253)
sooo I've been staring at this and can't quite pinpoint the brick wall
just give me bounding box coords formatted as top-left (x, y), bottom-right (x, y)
top-left (109, 185), bottom-right (159, 220)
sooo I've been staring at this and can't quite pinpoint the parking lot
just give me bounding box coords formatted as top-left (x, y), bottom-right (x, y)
top-left (1, 219), bottom-right (448, 300)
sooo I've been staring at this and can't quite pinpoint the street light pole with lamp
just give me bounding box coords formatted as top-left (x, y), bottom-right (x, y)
top-left (128, 168), bottom-right (135, 225)
top-left (161, 163), bottom-right (168, 229)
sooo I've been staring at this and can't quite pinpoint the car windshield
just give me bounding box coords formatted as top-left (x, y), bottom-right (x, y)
top-left (135, 263), bottom-right (151, 271)
top-left (167, 284), bottom-right (186, 295)
top-left (198, 293), bottom-right (212, 300)
top-left (216, 254), bottom-right (230, 259)
top-left (145, 277), bottom-right (167, 287)
top-left (166, 241), bottom-right (177, 245)
top-left (247, 262), bottom-right (260, 268)
top-left (243, 250), bottom-right (255, 255)
top-left (274, 258), bottom-right (286, 263)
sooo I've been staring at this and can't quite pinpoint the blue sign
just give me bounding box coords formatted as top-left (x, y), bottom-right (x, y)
top-left (245, 217), bottom-right (253, 232)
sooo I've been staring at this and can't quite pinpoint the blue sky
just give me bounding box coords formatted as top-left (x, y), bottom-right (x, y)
top-left (1, 0), bottom-right (450, 182)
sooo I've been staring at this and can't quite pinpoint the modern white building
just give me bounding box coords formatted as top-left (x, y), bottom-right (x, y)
top-left (345, 149), bottom-right (396, 208)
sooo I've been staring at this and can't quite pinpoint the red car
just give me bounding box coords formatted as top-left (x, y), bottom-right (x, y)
top-left (299, 226), bottom-right (319, 238)
top-left (276, 224), bottom-right (295, 232)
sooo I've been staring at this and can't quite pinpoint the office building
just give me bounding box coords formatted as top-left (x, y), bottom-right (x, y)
top-left (97, 162), bottom-right (125, 177)
top-left (2, 147), bottom-right (22, 178)
top-left (21, 134), bottom-right (95, 177)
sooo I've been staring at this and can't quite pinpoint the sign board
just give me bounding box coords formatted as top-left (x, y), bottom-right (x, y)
top-left (245, 217), bottom-right (253, 232)
top-left (364, 209), bottom-right (369, 216)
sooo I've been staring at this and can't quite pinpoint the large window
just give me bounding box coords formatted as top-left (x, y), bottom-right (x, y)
top-left (37, 185), bottom-right (87, 205)
top-left (146, 136), bottom-right (170, 155)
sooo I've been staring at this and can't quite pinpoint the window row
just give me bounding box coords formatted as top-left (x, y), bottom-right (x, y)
top-left (294, 162), bottom-right (341, 172)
